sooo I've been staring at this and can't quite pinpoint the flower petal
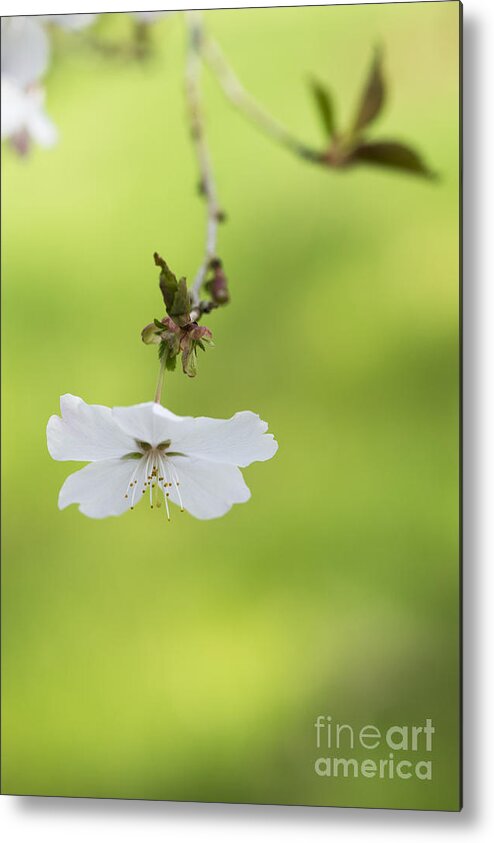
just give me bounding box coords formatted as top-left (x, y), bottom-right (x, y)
top-left (47, 394), bottom-right (137, 462)
top-left (168, 412), bottom-right (278, 467)
top-left (0, 77), bottom-right (26, 140)
top-left (1, 17), bottom-right (50, 87)
top-left (40, 14), bottom-right (97, 31)
top-left (132, 12), bottom-right (172, 23)
top-left (112, 402), bottom-right (183, 449)
top-left (26, 93), bottom-right (58, 147)
top-left (58, 458), bottom-right (143, 519)
top-left (166, 456), bottom-right (251, 520)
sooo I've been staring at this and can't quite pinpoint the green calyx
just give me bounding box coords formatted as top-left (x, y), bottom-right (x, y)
top-left (141, 253), bottom-right (215, 379)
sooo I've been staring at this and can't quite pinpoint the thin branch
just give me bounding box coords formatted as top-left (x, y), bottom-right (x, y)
top-left (199, 29), bottom-right (322, 164)
top-left (185, 13), bottom-right (222, 307)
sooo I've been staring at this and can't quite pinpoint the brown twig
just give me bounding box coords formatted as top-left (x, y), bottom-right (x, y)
top-left (199, 24), bottom-right (322, 164)
top-left (185, 12), bottom-right (224, 306)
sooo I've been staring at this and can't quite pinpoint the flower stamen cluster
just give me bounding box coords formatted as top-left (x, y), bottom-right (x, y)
top-left (123, 441), bottom-right (185, 520)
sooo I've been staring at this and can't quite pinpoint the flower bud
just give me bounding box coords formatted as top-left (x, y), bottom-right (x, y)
top-left (205, 258), bottom-right (230, 305)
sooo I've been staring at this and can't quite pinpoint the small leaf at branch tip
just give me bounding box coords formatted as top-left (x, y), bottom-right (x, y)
top-left (309, 77), bottom-right (337, 139)
top-left (153, 251), bottom-right (166, 268)
top-left (168, 277), bottom-right (191, 327)
top-left (350, 140), bottom-right (436, 179)
top-left (352, 48), bottom-right (386, 136)
top-left (154, 254), bottom-right (191, 326)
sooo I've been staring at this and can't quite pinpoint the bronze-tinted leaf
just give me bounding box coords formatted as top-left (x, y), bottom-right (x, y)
top-left (352, 49), bottom-right (385, 135)
top-left (350, 141), bottom-right (436, 178)
top-left (309, 78), bottom-right (336, 139)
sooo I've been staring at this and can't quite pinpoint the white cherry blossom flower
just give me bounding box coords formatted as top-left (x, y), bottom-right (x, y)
top-left (1, 16), bottom-right (50, 88)
top-left (47, 395), bottom-right (278, 521)
top-left (1, 17), bottom-right (56, 153)
top-left (1, 77), bottom-right (57, 152)
top-left (131, 12), bottom-right (172, 24)
top-left (40, 14), bottom-right (97, 31)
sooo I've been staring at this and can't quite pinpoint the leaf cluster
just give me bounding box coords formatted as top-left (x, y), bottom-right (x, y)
top-left (309, 50), bottom-right (436, 179)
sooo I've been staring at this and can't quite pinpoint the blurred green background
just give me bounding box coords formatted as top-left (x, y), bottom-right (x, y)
top-left (1, 3), bottom-right (460, 810)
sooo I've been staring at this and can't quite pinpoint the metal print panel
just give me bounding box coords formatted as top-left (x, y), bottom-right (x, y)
top-left (1, 1), bottom-right (462, 811)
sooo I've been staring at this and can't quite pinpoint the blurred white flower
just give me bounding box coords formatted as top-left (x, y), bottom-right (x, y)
top-left (1, 17), bottom-right (56, 153)
top-left (40, 14), bottom-right (97, 31)
top-left (47, 394), bottom-right (278, 520)
top-left (132, 12), bottom-right (172, 24)
top-left (1, 77), bottom-right (57, 153)
top-left (1, 16), bottom-right (50, 87)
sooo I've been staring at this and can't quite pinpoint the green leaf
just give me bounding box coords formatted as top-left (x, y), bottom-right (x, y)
top-left (168, 277), bottom-right (190, 327)
top-left (141, 322), bottom-right (161, 345)
top-left (310, 78), bottom-right (336, 139)
top-left (154, 318), bottom-right (165, 330)
top-left (352, 49), bottom-right (385, 136)
top-left (158, 259), bottom-right (180, 312)
top-left (158, 341), bottom-right (169, 362)
top-left (165, 353), bottom-right (177, 371)
top-left (350, 141), bottom-right (436, 178)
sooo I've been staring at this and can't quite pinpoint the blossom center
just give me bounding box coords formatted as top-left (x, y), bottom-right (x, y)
top-left (136, 439), bottom-right (171, 452)
top-left (123, 442), bottom-right (184, 520)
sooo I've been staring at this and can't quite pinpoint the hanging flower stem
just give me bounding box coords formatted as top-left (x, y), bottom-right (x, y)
top-left (185, 12), bottom-right (223, 307)
top-left (154, 355), bottom-right (167, 404)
